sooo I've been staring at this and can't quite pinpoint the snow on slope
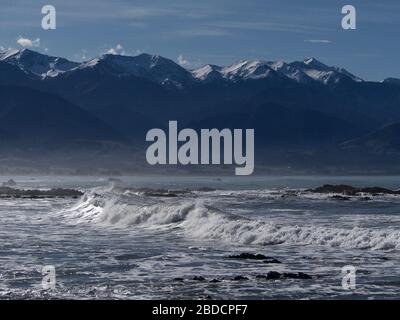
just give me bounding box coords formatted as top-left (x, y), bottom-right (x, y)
top-left (78, 53), bottom-right (193, 86)
top-left (0, 49), bottom-right (79, 78)
top-left (192, 57), bottom-right (363, 84)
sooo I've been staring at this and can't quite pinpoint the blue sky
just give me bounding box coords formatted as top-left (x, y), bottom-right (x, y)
top-left (0, 0), bottom-right (399, 80)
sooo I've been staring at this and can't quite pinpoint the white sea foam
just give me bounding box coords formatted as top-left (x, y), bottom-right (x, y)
top-left (62, 188), bottom-right (400, 251)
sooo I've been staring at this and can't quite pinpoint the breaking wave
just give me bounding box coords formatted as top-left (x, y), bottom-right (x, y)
top-left (61, 187), bottom-right (400, 251)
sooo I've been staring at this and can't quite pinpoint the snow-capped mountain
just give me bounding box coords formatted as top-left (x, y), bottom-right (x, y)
top-left (191, 64), bottom-right (223, 82)
top-left (0, 48), bottom-right (363, 86)
top-left (77, 53), bottom-right (193, 86)
top-left (289, 57), bottom-right (363, 84)
top-left (191, 60), bottom-right (284, 83)
top-left (191, 57), bottom-right (363, 85)
top-left (0, 49), bottom-right (79, 78)
top-left (220, 60), bottom-right (281, 81)
top-left (267, 61), bottom-right (313, 84)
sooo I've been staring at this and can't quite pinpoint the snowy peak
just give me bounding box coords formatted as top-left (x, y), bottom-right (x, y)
top-left (192, 57), bottom-right (362, 85)
top-left (0, 48), bottom-right (21, 60)
top-left (191, 64), bottom-right (222, 81)
top-left (303, 57), bottom-right (329, 70)
top-left (267, 61), bottom-right (313, 83)
top-left (0, 48), bottom-right (79, 78)
top-left (79, 53), bottom-right (193, 86)
top-left (191, 60), bottom-right (280, 82)
top-left (288, 57), bottom-right (362, 84)
top-left (222, 60), bottom-right (277, 80)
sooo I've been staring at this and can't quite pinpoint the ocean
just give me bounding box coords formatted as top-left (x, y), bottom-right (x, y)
top-left (0, 175), bottom-right (399, 299)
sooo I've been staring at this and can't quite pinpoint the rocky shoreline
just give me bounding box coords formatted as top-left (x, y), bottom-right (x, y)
top-left (307, 184), bottom-right (400, 196)
top-left (0, 187), bottom-right (83, 199)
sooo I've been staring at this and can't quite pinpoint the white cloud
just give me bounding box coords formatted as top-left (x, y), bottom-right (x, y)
top-left (106, 44), bottom-right (125, 55)
top-left (17, 37), bottom-right (40, 48)
top-left (304, 39), bottom-right (332, 43)
top-left (177, 54), bottom-right (191, 67)
top-left (213, 21), bottom-right (321, 34)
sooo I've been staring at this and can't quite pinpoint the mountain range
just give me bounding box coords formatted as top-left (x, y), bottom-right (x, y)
top-left (0, 48), bottom-right (400, 174)
top-left (0, 48), bottom-right (365, 85)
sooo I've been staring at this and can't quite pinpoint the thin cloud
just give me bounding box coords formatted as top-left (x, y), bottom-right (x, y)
top-left (105, 44), bottom-right (125, 55)
top-left (212, 21), bottom-right (325, 34)
top-left (177, 54), bottom-right (191, 67)
top-left (17, 37), bottom-right (40, 48)
top-left (305, 39), bottom-right (332, 43)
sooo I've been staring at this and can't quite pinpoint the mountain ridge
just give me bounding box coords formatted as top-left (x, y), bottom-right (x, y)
top-left (0, 48), bottom-right (364, 86)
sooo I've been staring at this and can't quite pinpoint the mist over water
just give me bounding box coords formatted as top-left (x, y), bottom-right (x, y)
top-left (0, 176), bottom-right (399, 299)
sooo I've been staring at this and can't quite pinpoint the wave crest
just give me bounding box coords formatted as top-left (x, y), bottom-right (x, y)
top-left (61, 188), bottom-right (400, 251)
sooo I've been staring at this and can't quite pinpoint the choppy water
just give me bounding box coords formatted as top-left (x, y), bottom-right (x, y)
top-left (0, 176), bottom-right (399, 299)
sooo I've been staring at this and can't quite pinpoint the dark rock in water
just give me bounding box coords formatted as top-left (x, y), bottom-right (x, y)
top-left (283, 272), bottom-right (312, 280)
top-left (308, 184), bottom-right (400, 196)
top-left (232, 275), bottom-right (249, 281)
top-left (2, 179), bottom-right (17, 187)
top-left (330, 195), bottom-right (351, 201)
top-left (228, 253), bottom-right (280, 263)
top-left (281, 191), bottom-right (298, 198)
top-left (359, 196), bottom-right (372, 201)
top-left (361, 187), bottom-right (400, 195)
top-left (378, 256), bottom-right (389, 261)
top-left (173, 278), bottom-right (184, 282)
top-left (0, 187), bottom-right (83, 199)
top-left (193, 276), bottom-right (206, 281)
top-left (258, 271), bottom-right (312, 280)
top-left (356, 270), bottom-right (371, 275)
top-left (264, 258), bottom-right (282, 264)
top-left (266, 271), bottom-right (282, 280)
top-left (308, 184), bottom-right (357, 194)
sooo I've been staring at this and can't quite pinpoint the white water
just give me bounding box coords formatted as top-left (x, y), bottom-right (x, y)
top-left (1, 176), bottom-right (400, 299)
top-left (62, 186), bottom-right (400, 251)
